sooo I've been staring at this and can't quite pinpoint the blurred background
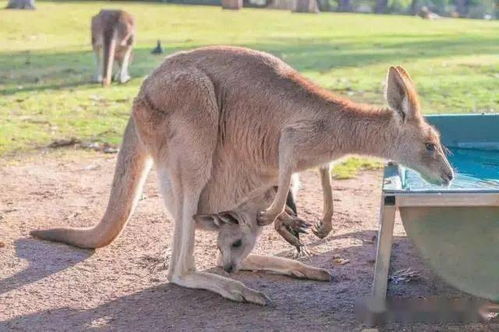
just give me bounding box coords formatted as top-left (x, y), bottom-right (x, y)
top-left (1, 1), bottom-right (498, 168)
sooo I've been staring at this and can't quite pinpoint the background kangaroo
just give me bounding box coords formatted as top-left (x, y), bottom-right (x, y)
top-left (32, 46), bottom-right (453, 305)
top-left (91, 9), bottom-right (135, 86)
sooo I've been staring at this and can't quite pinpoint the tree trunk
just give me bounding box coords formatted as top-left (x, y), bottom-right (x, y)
top-left (375, 0), bottom-right (388, 13)
top-left (337, 0), bottom-right (352, 12)
top-left (455, 0), bottom-right (468, 17)
top-left (6, 0), bottom-right (35, 9)
top-left (410, 0), bottom-right (419, 15)
top-left (294, 0), bottom-right (319, 13)
top-left (222, 0), bottom-right (243, 10)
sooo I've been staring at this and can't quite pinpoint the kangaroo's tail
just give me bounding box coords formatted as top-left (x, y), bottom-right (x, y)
top-left (102, 24), bottom-right (117, 86)
top-left (30, 118), bottom-right (152, 248)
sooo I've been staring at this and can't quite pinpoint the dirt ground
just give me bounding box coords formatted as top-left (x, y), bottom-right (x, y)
top-left (0, 151), bottom-right (497, 331)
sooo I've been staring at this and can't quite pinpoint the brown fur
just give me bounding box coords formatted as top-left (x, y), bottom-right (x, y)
top-left (91, 9), bottom-right (135, 86)
top-left (31, 46), bottom-right (453, 304)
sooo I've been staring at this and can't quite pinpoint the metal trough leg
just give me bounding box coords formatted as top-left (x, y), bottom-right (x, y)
top-left (372, 195), bottom-right (396, 309)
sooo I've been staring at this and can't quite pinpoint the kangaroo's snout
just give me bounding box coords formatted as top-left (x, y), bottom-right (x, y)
top-left (441, 168), bottom-right (454, 185)
top-left (224, 263), bottom-right (235, 273)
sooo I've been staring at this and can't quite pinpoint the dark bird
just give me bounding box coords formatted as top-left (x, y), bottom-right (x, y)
top-left (151, 40), bottom-right (165, 54)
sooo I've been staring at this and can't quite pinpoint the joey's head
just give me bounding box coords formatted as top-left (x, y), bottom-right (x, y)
top-left (384, 66), bottom-right (454, 185)
top-left (194, 199), bottom-right (265, 273)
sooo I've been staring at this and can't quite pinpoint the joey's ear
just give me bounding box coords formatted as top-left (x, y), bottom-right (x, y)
top-left (193, 211), bottom-right (240, 231)
top-left (218, 211), bottom-right (240, 225)
top-left (385, 66), bottom-right (421, 122)
top-left (193, 214), bottom-right (222, 231)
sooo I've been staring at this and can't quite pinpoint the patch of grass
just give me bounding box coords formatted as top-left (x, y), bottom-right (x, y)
top-left (332, 157), bottom-right (384, 179)
top-left (1, 1), bottom-right (498, 163)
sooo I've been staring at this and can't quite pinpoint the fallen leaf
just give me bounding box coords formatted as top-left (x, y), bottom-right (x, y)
top-left (389, 267), bottom-right (421, 284)
top-left (332, 255), bottom-right (350, 265)
top-left (48, 138), bottom-right (80, 148)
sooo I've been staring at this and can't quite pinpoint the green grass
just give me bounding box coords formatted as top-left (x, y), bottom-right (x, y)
top-left (1, 1), bottom-right (498, 177)
top-left (332, 157), bottom-right (383, 179)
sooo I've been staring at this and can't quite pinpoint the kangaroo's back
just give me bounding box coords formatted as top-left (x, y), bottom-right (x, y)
top-left (91, 10), bottom-right (134, 45)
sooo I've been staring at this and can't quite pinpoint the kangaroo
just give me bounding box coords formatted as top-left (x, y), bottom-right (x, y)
top-left (31, 119), bottom-right (329, 305)
top-left (91, 9), bottom-right (135, 86)
top-left (31, 46), bottom-right (453, 305)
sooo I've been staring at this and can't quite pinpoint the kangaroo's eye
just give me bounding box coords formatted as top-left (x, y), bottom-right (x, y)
top-left (232, 239), bottom-right (242, 248)
top-left (425, 143), bottom-right (436, 152)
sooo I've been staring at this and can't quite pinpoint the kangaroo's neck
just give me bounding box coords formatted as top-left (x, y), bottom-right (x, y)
top-left (284, 72), bottom-right (401, 160)
top-left (333, 104), bottom-right (399, 159)
top-left (305, 94), bottom-right (400, 160)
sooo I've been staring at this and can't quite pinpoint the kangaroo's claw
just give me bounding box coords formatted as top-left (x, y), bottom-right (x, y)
top-left (312, 220), bottom-right (333, 239)
top-left (276, 225), bottom-right (303, 248)
top-left (292, 245), bottom-right (317, 259)
top-left (282, 216), bottom-right (311, 234)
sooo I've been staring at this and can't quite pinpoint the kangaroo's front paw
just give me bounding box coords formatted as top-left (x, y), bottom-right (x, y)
top-left (226, 285), bottom-right (271, 306)
top-left (257, 210), bottom-right (279, 226)
top-left (312, 220), bottom-right (333, 239)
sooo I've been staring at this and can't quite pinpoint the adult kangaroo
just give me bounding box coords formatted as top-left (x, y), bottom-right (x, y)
top-left (31, 46), bottom-right (453, 305)
top-left (91, 9), bottom-right (135, 86)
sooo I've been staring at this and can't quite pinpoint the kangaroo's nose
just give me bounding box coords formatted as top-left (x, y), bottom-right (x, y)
top-left (442, 170), bottom-right (454, 183)
top-left (224, 264), bottom-right (234, 273)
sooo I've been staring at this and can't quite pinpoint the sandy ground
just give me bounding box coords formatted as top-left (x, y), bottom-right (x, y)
top-left (0, 151), bottom-right (497, 331)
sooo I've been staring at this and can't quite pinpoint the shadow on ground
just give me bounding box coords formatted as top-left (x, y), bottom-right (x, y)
top-left (0, 231), bottom-right (483, 331)
top-left (0, 238), bottom-right (93, 296)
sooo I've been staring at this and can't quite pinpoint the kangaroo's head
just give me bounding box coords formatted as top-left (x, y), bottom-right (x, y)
top-left (193, 191), bottom-right (274, 273)
top-left (385, 66), bottom-right (454, 185)
top-left (195, 210), bottom-right (260, 273)
top-left (194, 199), bottom-right (266, 272)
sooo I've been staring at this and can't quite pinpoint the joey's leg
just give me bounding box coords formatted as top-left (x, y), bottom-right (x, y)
top-left (313, 164), bottom-right (334, 239)
top-left (240, 255), bottom-right (331, 281)
top-left (274, 215), bottom-right (303, 249)
top-left (274, 210), bottom-right (316, 258)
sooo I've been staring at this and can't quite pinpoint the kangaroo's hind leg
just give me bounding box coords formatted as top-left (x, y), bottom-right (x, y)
top-left (115, 45), bottom-right (132, 84)
top-left (135, 68), bottom-right (269, 305)
top-left (92, 45), bottom-right (103, 83)
top-left (163, 140), bottom-right (268, 305)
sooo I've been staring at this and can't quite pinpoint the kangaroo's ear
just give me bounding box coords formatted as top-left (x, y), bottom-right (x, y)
top-left (193, 211), bottom-right (240, 231)
top-left (385, 66), bottom-right (421, 122)
top-left (193, 214), bottom-right (221, 231)
top-left (218, 211), bottom-right (240, 224)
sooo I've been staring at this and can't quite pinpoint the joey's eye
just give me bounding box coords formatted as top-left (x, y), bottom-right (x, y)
top-left (425, 143), bottom-right (436, 152)
top-left (232, 239), bottom-right (242, 248)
